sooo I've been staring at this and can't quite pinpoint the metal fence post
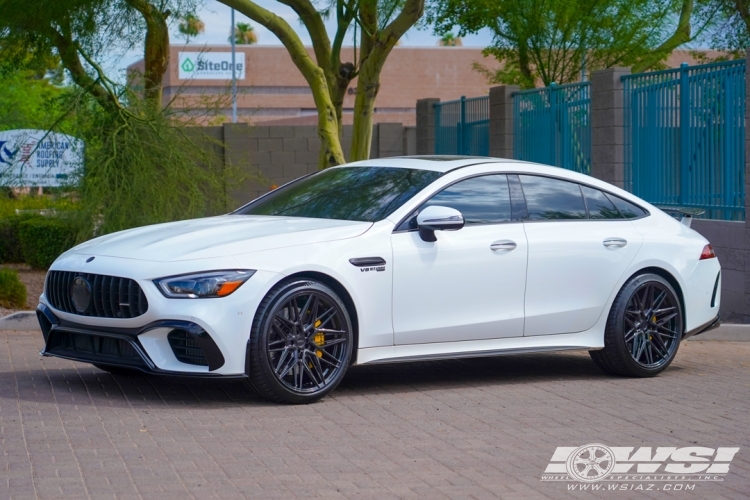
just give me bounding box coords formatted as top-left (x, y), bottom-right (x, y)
top-left (459, 96), bottom-right (466, 155)
top-left (679, 62), bottom-right (690, 206)
top-left (724, 75), bottom-right (734, 220)
top-left (549, 83), bottom-right (557, 167)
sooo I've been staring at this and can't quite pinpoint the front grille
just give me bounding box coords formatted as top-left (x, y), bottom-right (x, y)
top-left (46, 271), bottom-right (148, 318)
top-left (167, 329), bottom-right (208, 366)
top-left (46, 330), bottom-right (147, 368)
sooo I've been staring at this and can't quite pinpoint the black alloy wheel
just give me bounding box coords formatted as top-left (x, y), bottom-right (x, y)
top-left (245, 279), bottom-right (353, 404)
top-left (590, 273), bottom-right (683, 377)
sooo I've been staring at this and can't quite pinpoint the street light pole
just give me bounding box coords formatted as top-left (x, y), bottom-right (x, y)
top-left (231, 8), bottom-right (237, 123)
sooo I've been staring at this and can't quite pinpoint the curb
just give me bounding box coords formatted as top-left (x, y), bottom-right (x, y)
top-left (687, 323), bottom-right (750, 342)
top-left (0, 311), bottom-right (39, 331)
top-left (1, 311), bottom-right (749, 340)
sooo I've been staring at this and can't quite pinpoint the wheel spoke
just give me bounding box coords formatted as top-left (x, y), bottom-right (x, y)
top-left (314, 307), bottom-right (337, 330)
top-left (300, 293), bottom-right (314, 320)
top-left (310, 351), bottom-right (327, 382)
top-left (272, 320), bottom-right (293, 339)
top-left (644, 342), bottom-right (653, 365)
top-left (314, 337), bottom-right (347, 349)
top-left (654, 323), bottom-right (678, 339)
top-left (314, 328), bottom-right (347, 334)
top-left (651, 330), bottom-right (669, 352)
top-left (624, 315), bottom-right (638, 329)
top-left (620, 282), bottom-right (683, 368)
top-left (317, 349), bottom-right (341, 369)
top-left (656, 311), bottom-right (678, 326)
top-left (624, 328), bottom-right (638, 342)
top-left (635, 337), bottom-right (647, 362)
top-left (301, 356), bottom-right (323, 389)
top-left (652, 290), bottom-right (667, 311)
top-left (635, 286), bottom-right (649, 312)
top-left (265, 288), bottom-right (349, 394)
top-left (277, 350), bottom-right (298, 379)
top-left (650, 338), bottom-right (668, 360)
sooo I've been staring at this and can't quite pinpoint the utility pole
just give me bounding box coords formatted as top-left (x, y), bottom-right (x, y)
top-left (231, 8), bottom-right (237, 123)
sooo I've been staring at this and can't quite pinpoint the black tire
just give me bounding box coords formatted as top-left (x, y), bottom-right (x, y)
top-left (590, 273), bottom-right (683, 377)
top-left (244, 279), bottom-right (353, 404)
top-left (93, 364), bottom-right (144, 376)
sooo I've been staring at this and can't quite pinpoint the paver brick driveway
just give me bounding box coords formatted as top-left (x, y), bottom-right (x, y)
top-left (1, 330), bottom-right (749, 499)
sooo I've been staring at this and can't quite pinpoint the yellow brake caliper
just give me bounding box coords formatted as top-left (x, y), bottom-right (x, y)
top-left (313, 319), bottom-right (324, 357)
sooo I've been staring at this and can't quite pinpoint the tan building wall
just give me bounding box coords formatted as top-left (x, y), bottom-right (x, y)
top-left (130, 45), bottom-right (501, 126)
top-left (128, 46), bottom-right (727, 126)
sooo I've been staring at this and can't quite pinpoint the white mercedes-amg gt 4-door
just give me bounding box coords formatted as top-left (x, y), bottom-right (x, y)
top-left (37, 157), bottom-right (721, 403)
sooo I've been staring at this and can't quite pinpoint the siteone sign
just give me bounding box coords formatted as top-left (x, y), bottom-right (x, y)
top-left (0, 129), bottom-right (83, 187)
top-left (178, 52), bottom-right (245, 80)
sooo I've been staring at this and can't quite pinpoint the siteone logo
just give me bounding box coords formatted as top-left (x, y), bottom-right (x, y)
top-left (178, 52), bottom-right (246, 80)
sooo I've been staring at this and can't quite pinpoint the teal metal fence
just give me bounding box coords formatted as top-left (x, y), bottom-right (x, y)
top-left (623, 60), bottom-right (746, 220)
top-left (512, 82), bottom-right (591, 174)
top-left (434, 95), bottom-right (490, 156)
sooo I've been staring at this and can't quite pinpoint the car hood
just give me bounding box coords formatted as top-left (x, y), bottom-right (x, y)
top-left (68, 215), bottom-right (373, 262)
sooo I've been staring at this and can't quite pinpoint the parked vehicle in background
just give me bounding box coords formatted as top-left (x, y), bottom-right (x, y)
top-left (36, 157), bottom-right (721, 404)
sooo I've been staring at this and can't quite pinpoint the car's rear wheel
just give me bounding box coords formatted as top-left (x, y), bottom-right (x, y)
top-left (245, 279), bottom-right (353, 404)
top-left (590, 273), bottom-right (683, 377)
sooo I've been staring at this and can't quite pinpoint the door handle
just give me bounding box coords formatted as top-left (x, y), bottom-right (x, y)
top-left (603, 238), bottom-right (628, 248)
top-left (490, 240), bottom-right (517, 251)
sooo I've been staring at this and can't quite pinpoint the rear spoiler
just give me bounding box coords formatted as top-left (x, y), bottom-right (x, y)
top-left (656, 206), bottom-right (705, 228)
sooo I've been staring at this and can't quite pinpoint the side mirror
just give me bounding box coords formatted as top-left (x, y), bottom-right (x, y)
top-left (416, 205), bottom-right (465, 242)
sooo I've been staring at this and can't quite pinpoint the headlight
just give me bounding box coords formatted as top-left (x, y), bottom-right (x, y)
top-left (154, 270), bottom-right (255, 298)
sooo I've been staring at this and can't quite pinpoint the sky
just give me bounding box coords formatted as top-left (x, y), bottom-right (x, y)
top-left (116, 0), bottom-right (495, 72)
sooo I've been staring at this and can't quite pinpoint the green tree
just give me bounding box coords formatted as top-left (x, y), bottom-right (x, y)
top-left (178, 12), bottom-right (205, 41)
top-left (438, 32), bottom-right (461, 46)
top-left (233, 22), bottom-right (258, 44)
top-left (0, 0), bottom-right (245, 237)
top-left (700, 0), bottom-right (750, 55)
top-left (218, 0), bottom-right (424, 168)
top-left (0, 69), bottom-right (68, 131)
top-left (427, 0), bottom-right (710, 88)
top-left (0, 0), bottom-right (198, 113)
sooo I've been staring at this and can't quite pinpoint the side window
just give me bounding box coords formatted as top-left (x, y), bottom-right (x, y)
top-left (581, 185), bottom-right (624, 219)
top-left (422, 175), bottom-right (512, 225)
top-left (607, 194), bottom-right (648, 219)
top-left (397, 175), bottom-right (512, 230)
top-left (519, 175), bottom-right (588, 220)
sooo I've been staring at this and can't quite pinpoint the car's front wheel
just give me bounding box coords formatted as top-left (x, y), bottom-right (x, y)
top-left (590, 273), bottom-right (683, 377)
top-left (245, 279), bottom-right (353, 404)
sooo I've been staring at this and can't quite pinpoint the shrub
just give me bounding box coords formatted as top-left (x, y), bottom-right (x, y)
top-left (0, 268), bottom-right (27, 309)
top-left (18, 218), bottom-right (77, 269)
top-left (0, 213), bottom-right (42, 263)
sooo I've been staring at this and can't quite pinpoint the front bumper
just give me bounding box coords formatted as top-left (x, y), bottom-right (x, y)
top-left (37, 304), bottom-right (246, 377)
top-left (40, 253), bottom-right (283, 375)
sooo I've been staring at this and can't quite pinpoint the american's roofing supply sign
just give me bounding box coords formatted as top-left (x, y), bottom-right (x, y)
top-left (178, 52), bottom-right (245, 80)
top-left (0, 129), bottom-right (83, 187)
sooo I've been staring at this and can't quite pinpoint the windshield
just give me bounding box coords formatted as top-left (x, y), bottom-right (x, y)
top-left (236, 167), bottom-right (442, 222)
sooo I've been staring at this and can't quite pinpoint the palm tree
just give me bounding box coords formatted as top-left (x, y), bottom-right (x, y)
top-left (438, 33), bottom-right (462, 47)
top-left (178, 13), bottom-right (205, 42)
top-left (233, 22), bottom-right (258, 45)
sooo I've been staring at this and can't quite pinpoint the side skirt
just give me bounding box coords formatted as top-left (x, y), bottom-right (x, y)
top-left (355, 328), bottom-right (604, 365)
